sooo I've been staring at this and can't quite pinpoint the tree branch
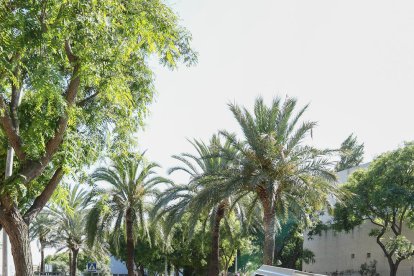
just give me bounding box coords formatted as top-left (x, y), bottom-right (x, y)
top-left (6, 41), bottom-right (80, 186)
top-left (76, 89), bottom-right (100, 107)
top-left (24, 167), bottom-right (64, 224)
top-left (0, 95), bottom-right (26, 160)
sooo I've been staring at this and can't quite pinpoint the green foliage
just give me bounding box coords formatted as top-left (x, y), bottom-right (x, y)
top-left (274, 219), bottom-right (315, 269)
top-left (359, 260), bottom-right (379, 276)
top-left (0, 0), bottom-right (196, 203)
top-left (333, 142), bottom-right (414, 272)
top-left (219, 211), bottom-right (253, 272)
top-left (45, 252), bottom-right (110, 275)
top-left (335, 134), bottom-right (364, 172)
top-left (45, 253), bottom-right (70, 273)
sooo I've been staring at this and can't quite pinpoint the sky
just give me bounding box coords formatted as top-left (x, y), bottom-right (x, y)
top-left (139, 0), bottom-right (414, 180)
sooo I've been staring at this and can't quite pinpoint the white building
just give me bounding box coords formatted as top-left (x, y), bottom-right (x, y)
top-left (0, 230), bottom-right (14, 276)
top-left (303, 164), bottom-right (414, 276)
top-left (110, 256), bottom-right (128, 275)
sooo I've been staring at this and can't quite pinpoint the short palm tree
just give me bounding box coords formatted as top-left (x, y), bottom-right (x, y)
top-left (49, 183), bottom-right (90, 276)
top-left (154, 135), bottom-right (245, 276)
top-left (87, 154), bottom-right (166, 276)
top-left (211, 97), bottom-right (338, 265)
top-left (30, 213), bottom-right (58, 272)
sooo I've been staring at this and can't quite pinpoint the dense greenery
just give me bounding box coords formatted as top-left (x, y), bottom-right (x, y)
top-left (0, 0), bottom-right (195, 274)
top-left (333, 143), bottom-right (414, 276)
top-left (0, 2), bottom-right (402, 274)
top-left (25, 97), bottom-right (349, 275)
top-left (16, 92), bottom-right (405, 276)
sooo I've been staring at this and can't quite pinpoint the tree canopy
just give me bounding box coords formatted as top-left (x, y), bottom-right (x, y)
top-left (333, 142), bottom-right (414, 276)
top-left (0, 1), bottom-right (195, 274)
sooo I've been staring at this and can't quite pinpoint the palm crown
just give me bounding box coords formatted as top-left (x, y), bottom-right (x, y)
top-left (213, 97), bottom-right (338, 265)
top-left (87, 154), bottom-right (166, 276)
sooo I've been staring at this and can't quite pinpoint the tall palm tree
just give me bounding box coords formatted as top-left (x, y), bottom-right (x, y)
top-left (208, 96), bottom-right (338, 265)
top-left (86, 154), bottom-right (166, 276)
top-left (49, 183), bottom-right (90, 276)
top-left (154, 135), bottom-right (245, 276)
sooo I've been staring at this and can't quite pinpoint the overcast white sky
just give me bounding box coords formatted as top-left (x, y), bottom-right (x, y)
top-left (139, 0), bottom-right (414, 178)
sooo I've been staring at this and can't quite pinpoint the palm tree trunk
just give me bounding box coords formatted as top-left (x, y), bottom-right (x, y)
top-left (207, 201), bottom-right (226, 276)
top-left (165, 256), bottom-right (168, 276)
top-left (261, 195), bottom-right (276, 265)
top-left (69, 251), bottom-right (72, 275)
top-left (70, 248), bottom-right (79, 276)
top-left (126, 208), bottom-right (136, 276)
top-left (40, 243), bottom-right (45, 272)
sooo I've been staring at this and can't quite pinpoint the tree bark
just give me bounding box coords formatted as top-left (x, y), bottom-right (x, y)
top-left (40, 243), bottom-right (45, 272)
top-left (390, 264), bottom-right (399, 276)
top-left (207, 201), bottom-right (226, 276)
top-left (261, 196), bottom-right (276, 265)
top-left (70, 248), bottom-right (79, 276)
top-left (165, 256), bottom-right (168, 276)
top-left (138, 265), bottom-right (145, 276)
top-left (0, 209), bottom-right (33, 276)
top-left (126, 208), bottom-right (136, 276)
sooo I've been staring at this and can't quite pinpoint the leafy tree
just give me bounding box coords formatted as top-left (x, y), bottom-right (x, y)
top-left (108, 230), bottom-right (164, 275)
top-left (167, 215), bottom-right (210, 275)
top-left (0, 0), bottom-right (195, 274)
top-left (335, 134), bottom-right (364, 172)
top-left (273, 219), bottom-right (314, 269)
top-left (45, 252), bottom-right (110, 275)
top-left (218, 212), bottom-right (253, 274)
top-left (87, 154), bottom-right (166, 276)
top-left (333, 143), bottom-right (414, 276)
top-left (213, 97), bottom-right (337, 265)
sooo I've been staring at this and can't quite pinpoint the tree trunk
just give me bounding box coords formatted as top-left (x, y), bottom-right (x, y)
top-left (70, 248), bottom-right (79, 276)
top-left (0, 208), bottom-right (33, 276)
top-left (165, 256), bottom-right (168, 276)
top-left (261, 197), bottom-right (276, 265)
top-left (390, 264), bottom-right (398, 276)
top-left (138, 265), bottom-right (145, 276)
top-left (208, 201), bottom-right (226, 276)
top-left (69, 251), bottom-right (72, 275)
top-left (40, 243), bottom-right (45, 272)
top-left (126, 208), bottom-right (136, 276)
top-left (183, 267), bottom-right (194, 276)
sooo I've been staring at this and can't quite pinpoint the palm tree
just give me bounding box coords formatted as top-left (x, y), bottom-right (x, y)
top-left (154, 135), bottom-right (244, 276)
top-left (30, 213), bottom-right (58, 272)
top-left (49, 183), bottom-right (90, 276)
top-left (208, 96), bottom-right (338, 265)
top-left (86, 154), bottom-right (166, 276)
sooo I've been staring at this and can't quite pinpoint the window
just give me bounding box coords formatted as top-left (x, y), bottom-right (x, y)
top-left (351, 253), bottom-right (355, 259)
top-left (367, 252), bottom-right (371, 258)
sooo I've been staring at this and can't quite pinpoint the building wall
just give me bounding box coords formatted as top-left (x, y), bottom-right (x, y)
top-left (303, 222), bottom-right (414, 276)
top-left (0, 230), bottom-right (15, 276)
top-left (110, 256), bottom-right (128, 274)
top-left (303, 164), bottom-right (414, 276)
